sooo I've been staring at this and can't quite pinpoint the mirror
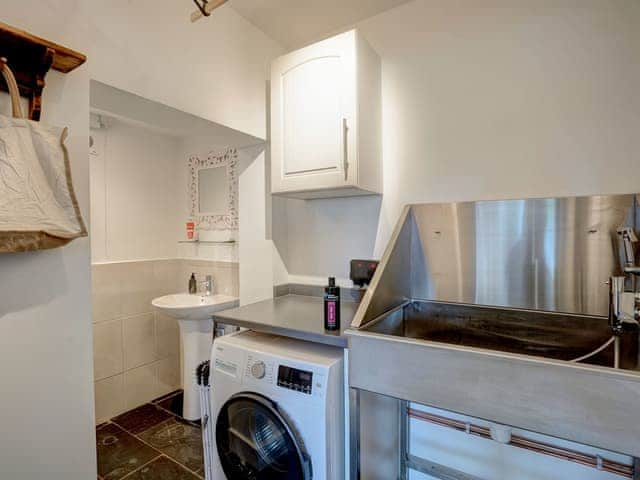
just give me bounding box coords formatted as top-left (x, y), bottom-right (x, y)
top-left (189, 148), bottom-right (238, 231)
top-left (198, 166), bottom-right (228, 215)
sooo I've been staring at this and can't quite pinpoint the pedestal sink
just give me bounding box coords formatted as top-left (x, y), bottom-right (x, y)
top-left (152, 293), bottom-right (239, 420)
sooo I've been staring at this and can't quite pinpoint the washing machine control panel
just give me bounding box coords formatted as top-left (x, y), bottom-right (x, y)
top-left (245, 355), bottom-right (275, 383)
top-left (277, 365), bottom-right (313, 395)
top-left (243, 353), bottom-right (327, 399)
top-left (250, 360), bottom-right (267, 379)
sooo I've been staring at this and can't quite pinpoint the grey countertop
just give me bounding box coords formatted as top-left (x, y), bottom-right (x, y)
top-left (212, 293), bottom-right (359, 348)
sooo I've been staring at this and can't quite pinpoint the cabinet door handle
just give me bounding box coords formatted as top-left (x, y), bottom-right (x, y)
top-left (342, 117), bottom-right (349, 181)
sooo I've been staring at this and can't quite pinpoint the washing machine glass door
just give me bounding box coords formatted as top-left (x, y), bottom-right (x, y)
top-left (216, 392), bottom-right (312, 480)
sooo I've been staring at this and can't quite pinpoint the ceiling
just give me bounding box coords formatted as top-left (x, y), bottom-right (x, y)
top-left (228, 0), bottom-right (414, 49)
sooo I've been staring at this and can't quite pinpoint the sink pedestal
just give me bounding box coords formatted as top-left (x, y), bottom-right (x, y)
top-left (178, 319), bottom-right (214, 421)
top-left (151, 293), bottom-right (239, 421)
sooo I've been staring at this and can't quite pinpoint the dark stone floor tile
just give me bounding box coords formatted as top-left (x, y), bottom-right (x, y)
top-left (96, 423), bottom-right (160, 480)
top-left (125, 456), bottom-right (201, 480)
top-left (138, 418), bottom-right (204, 474)
top-left (152, 389), bottom-right (183, 404)
top-left (112, 403), bottom-right (172, 434)
top-left (154, 390), bottom-right (184, 418)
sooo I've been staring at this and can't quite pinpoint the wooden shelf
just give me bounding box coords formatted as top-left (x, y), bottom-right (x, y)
top-left (0, 22), bottom-right (86, 120)
top-left (0, 22), bottom-right (86, 73)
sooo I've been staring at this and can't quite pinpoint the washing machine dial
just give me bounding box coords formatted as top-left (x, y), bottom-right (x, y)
top-left (251, 361), bottom-right (266, 379)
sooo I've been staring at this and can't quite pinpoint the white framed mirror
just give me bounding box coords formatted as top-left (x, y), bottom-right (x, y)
top-left (189, 148), bottom-right (238, 230)
top-left (198, 166), bottom-right (227, 215)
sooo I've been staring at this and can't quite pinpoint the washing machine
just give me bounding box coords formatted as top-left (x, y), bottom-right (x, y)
top-left (210, 330), bottom-right (344, 480)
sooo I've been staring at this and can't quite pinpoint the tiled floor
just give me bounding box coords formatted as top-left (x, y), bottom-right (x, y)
top-left (96, 390), bottom-right (204, 480)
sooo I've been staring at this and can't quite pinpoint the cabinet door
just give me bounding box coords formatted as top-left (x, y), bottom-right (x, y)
top-left (272, 32), bottom-right (356, 194)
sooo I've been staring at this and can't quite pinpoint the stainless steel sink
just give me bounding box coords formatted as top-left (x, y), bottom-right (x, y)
top-left (364, 300), bottom-right (638, 369)
top-left (348, 195), bottom-right (640, 458)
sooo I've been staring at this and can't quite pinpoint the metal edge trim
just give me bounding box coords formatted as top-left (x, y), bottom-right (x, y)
top-left (351, 205), bottom-right (412, 329)
top-left (346, 327), bottom-right (640, 383)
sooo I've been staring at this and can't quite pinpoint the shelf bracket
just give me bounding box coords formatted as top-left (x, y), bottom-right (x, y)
top-left (0, 22), bottom-right (86, 121)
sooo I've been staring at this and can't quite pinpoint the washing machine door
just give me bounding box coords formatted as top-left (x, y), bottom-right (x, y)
top-left (216, 392), bottom-right (312, 480)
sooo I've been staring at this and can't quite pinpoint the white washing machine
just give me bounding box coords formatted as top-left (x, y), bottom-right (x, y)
top-left (210, 330), bottom-right (344, 480)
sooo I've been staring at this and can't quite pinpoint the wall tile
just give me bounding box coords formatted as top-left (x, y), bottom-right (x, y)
top-left (181, 260), bottom-right (239, 296)
top-left (156, 312), bottom-right (180, 359)
top-left (123, 313), bottom-right (156, 369)
top-left (153, 259), bottom-right (184, 296)
top-left (95, 375), bottom-right (125, 424)
top-left (92, 259), bottom-right (238, 415)
top-left (124, 364), bottom-right (159, 410)
top-left (120, 261), bottom-right (156, 316)
top-left (189, 243), bottom-right (239, 262)
top-left (156, 356), bottom-right (181, 396)
top-left (230, 266), bottom-right (239, 296)
top-left (213, 265), bottom-right (239, 296)
top-left (92, 263), bottom-right (122, 323)
top-left (93, 319), bottom-right (124, 381)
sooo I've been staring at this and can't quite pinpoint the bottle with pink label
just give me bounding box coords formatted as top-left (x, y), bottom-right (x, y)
top-left (324, 277), bottom-right (341, 331)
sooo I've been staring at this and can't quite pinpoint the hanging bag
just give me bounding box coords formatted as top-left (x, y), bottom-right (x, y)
top-left (0, 58), bottom-right (87, 253)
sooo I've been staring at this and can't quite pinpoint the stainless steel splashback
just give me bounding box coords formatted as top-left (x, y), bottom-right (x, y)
top-left (353, 194), bottom-right (639, 328)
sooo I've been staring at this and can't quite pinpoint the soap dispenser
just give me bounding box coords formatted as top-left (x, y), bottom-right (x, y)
top-left (188, 273), bottom-right (197, 294)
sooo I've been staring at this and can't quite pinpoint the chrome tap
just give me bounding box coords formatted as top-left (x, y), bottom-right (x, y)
top-left (608, 276), bottom-right (636, 334)
top-left (609, 227), bottom-right (640, 334)
top-left (201, 275), bottom-right (213, 296)
top-left (617, 227), bottom-right (640, 275)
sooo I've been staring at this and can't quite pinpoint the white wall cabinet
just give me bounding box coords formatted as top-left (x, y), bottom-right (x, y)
top-left (271, 30), bottom-right (382, 199)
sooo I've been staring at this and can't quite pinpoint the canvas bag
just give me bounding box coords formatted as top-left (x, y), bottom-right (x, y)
top-left (0, 59), bottom-right (87, 253)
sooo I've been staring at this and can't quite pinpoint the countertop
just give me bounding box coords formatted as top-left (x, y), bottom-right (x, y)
top-left (212, 293), bottom-right (359, 348)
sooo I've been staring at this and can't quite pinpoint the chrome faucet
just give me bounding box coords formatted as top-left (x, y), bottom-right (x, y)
top-left (618, 227), bottom-right (640, 275)
top-left (608, 276), bottom-right (638, 334)
top-left (609, 227), bottom-right (640, 334)
top-left (201, 275), bottom-right (213, 296)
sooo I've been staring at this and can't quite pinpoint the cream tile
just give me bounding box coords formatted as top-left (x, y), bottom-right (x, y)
top-left (178, 259), bottom-right (239, 296)
top-left (92, 263), bottom-right (122, 323)
top-left (189, 270), bottom-right (214, 295)
top-left (124, 363), bottom-right (159, 410)
top-left (156, 356), bottom-right (181, 396)
top-left (153, 259), bottom-right (184, 295)
top-left (95, 375), bottom-right (125, 424)
top-left (120, 261), bottom-right (156, 316)
top-left (211, 267), bottom-right (229, 295)
top-left (93, 319), bottom-right (124, 381)
top-left (229, 265), bottom-right (239, 297)
top-left (155, 312), bottom-right (180, 359)
top-left (123, 313), bottom-right (156, 369)
top-left (180, 263), bottom-right (194, 288)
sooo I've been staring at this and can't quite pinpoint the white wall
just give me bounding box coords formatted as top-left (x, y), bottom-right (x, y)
top-left (0, 2), bottom-right (96, 479)
top-left (90, 118), bottom-right (182, 262)
top-left (277, 0), bottom-right (640, 281)
top-left (238, 147), bottom-right (289, 305)
top-left (89, 0), bottom-right (283, 140)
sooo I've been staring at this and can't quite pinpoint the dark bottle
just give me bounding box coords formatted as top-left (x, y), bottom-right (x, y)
top-left (324, 277), bottom-right (341, 331)
top-left (188, 273), bottom-right (197, 294)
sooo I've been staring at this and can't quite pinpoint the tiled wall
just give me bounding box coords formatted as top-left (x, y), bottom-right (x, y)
top-left (92, 259), bottom-right (239, 424)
